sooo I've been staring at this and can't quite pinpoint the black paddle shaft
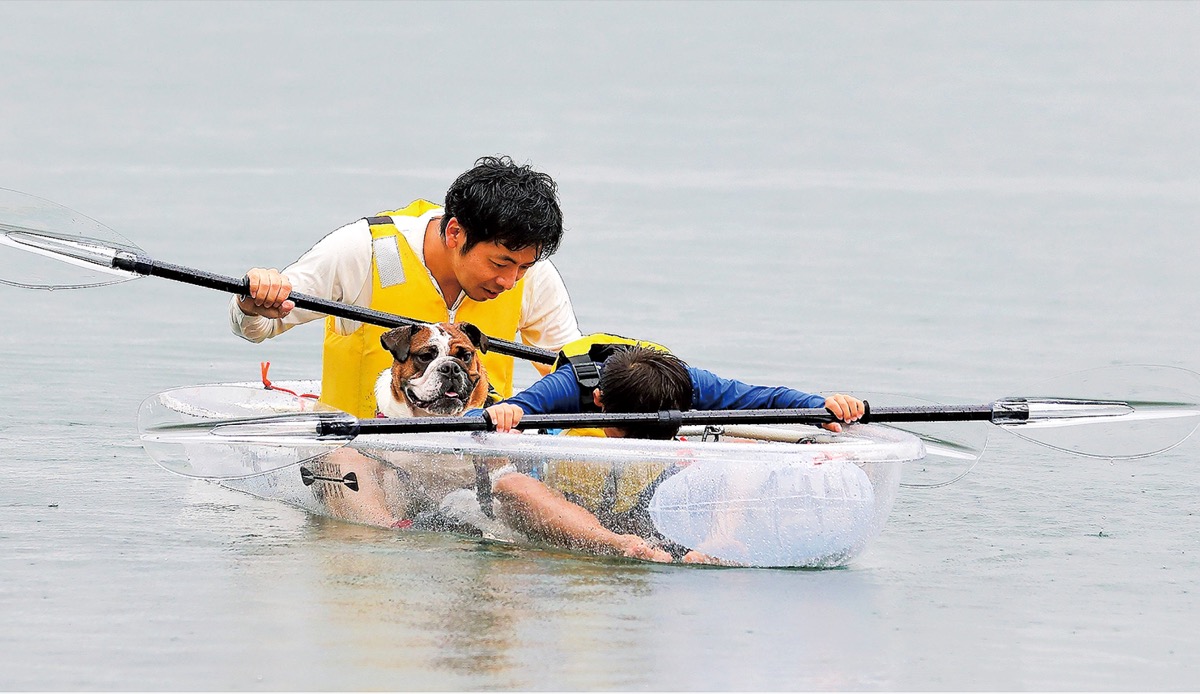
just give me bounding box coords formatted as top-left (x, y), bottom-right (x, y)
top-left (111, 252), bottom-right (558, 365)
top-left (315, 402), bottom-right (1012, 437)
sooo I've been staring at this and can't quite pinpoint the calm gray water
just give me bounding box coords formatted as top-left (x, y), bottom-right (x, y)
top-left (2, 1), bottom-right (1199, 690)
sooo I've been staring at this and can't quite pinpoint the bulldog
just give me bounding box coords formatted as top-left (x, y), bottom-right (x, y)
top-left (373, 322), bottom-right (491, 418)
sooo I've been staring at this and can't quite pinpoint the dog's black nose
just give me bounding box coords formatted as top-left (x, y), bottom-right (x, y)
top-left (438, 361), bottom-right (462, 376)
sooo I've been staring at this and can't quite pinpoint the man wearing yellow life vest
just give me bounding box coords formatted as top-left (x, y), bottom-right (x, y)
top-left (475, 337), bottom-right (866, 563)
top-left (229, 156), bottom-right (582, 417)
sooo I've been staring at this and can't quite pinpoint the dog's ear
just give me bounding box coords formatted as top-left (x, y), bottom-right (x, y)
top-left (380, 326), bottom-right (415, 361)
top-left (457, 322), bottom-right (489, 353)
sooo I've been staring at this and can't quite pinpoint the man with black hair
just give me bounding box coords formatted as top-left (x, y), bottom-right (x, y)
top-left (231, 156), bottom-right (581, 417)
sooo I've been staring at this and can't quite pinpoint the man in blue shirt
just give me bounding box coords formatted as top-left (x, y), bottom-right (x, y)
top-left (474, 345), bottom-right (865, 564)
top-left (484, 345), bottom-right (864, 437)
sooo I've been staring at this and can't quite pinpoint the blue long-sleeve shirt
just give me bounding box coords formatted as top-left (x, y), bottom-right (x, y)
top-left (472, 362), bottom-right (827, 416)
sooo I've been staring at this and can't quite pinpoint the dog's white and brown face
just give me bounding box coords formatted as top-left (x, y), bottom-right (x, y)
top-left (374, 322), bottom-right (490, 418)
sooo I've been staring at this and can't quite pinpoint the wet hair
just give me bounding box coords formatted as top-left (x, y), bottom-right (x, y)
top-left (441, 156), bottom-right (564, 261)
top-left (597, 346), bottom-right (694, 440)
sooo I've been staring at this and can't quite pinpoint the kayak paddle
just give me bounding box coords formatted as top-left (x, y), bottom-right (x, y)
top-left (136, 364), bottom-right (1200, 481)
top-left (0, 187), bottom-right (557, 365)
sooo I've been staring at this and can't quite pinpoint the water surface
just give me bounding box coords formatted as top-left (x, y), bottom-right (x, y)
top-left (1, 1), bottom-right (1198, 690)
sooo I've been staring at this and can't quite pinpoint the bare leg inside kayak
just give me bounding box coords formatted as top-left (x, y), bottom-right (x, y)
top-left (492, 473), bottom-right (673, 563)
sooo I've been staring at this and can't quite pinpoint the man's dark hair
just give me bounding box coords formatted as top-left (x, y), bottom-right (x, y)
top-left (597, 346), bottom-right (693, 440)
top-left (441, 156), bottom-right (563, 261)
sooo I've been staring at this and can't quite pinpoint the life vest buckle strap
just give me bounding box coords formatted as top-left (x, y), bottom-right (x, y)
top-left (571, 357), bottom-right (602, 389)
top-left (473, 460), bottom-right (496, 519)
top-left (569, 355), bottom-right (602, 411)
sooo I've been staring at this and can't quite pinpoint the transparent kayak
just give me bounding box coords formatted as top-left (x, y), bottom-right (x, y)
top-left (140, 381), bottom-right (926, 568)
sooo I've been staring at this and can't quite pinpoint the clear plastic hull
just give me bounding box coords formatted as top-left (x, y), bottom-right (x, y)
top-left (146, 381), bottom-right (925, 567)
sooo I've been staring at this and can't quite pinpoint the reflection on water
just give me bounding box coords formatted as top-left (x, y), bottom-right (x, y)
top-left (196, 492), bottom-right (892, 691)
top-left (292, 516), bottom-right (673, 689)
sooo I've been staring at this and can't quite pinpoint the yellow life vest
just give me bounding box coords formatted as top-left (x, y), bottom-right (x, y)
top-left (544, 336), bottom-right (681, 521)
top-left (542, 428), bottom-right (670, 516)
top-left (320, 200), bottom-right (525, 417)
top-left (553, 333), bottom-right (673, 412)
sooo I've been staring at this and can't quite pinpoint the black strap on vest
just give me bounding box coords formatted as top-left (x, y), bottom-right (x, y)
top-left (557, 344), bottom-right (627, 412)
top-left (484, 383), bottom-right (503, 407)
top-left (473, 460), bottom-right (495, 519)
top-left (568, 354), bottom-right (602, 412)
top-left (365, 216), bottom-right (394, 225)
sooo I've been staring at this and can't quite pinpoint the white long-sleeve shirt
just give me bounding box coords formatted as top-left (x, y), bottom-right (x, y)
top-left (229, 208), bottom-right (582, 351)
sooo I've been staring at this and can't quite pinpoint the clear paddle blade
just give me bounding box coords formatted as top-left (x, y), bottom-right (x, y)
top-left (1000, 365), bottom-right (1200, 458)
top-left (852, 392), bottom-right (990, 488)
top-left (0, 188), bottom-right (142, 289)
top-left (893, 421), bottom-right (989, 488)
top-left (138, 385), bottom-right (353, 479)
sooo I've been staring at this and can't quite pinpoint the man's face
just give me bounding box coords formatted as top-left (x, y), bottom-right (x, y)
top-left (447, 220), bottom-right (538, 301)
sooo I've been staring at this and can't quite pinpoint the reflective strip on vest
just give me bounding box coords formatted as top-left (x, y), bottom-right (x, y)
top-left (372, 236), bottom-right (406, 287)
